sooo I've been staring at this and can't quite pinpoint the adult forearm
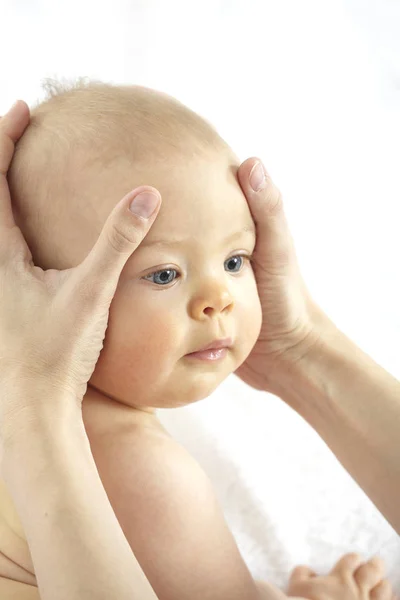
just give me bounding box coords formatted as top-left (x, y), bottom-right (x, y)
top-left (276, 322), bottom-right (400, 534)
top-left (1, 400), bottom-right (158, 600)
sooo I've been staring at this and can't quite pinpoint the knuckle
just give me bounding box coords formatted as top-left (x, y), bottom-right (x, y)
top-left (340, 553), bottom-right (362, 569)
top-left (106, 221), bottom-right (139, 254)
top-left (265, 185), bottom-right (283, 216)
top-left (364, 557), bottom-right (384, 575)
top-left (370, 556), bottom-right (384, 568)
top-left (347, 552), bottom-right (362, 561)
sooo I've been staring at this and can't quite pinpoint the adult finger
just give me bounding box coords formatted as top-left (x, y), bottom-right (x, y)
top-left (0, 100), bottom-right (30, 230)
top-left (237, 157), bottom-right (297, 274)
top-left (74, 185), bottom-right (162, 303)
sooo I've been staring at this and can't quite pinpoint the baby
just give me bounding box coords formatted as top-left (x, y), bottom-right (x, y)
top-left (0, 79), bottom-right (391, 600)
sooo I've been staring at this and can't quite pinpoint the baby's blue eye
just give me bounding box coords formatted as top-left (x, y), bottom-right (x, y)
top-left (143, 255), bottom-right (247, 286)
top-left (224, 255), bottom-right (243, 273)
top-left (143, 269), bottom-right (178, 285)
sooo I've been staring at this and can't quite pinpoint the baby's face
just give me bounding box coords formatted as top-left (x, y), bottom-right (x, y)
top-left (88, 152), bottom-right (262, 409)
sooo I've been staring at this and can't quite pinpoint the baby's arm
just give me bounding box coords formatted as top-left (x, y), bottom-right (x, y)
top-left (89, 421), bottom-right (274, 600)
top-left (88, 420), bottom-right (391, 600)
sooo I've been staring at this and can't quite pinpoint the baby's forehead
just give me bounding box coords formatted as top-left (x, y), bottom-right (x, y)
top-left (117, 154), bottom-right (254, 232)
top-left (139, 223), bottom-right (256, 254)
top-left (136, 174), bottom-right (255, 250)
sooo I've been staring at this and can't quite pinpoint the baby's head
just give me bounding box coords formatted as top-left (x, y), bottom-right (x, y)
top-left (9, 79), bottom-right (262, 410)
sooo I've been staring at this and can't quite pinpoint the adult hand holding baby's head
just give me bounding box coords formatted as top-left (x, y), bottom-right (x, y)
top-left (235, 158), bottom-right (334, 396)
top-left (0, 101), bottom-right (161, 440)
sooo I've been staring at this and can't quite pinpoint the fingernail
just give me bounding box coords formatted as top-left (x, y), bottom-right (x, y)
top-left (249, 161), bottom-right (266, 192)
top-left (129, 191), bottom-right (160, 218)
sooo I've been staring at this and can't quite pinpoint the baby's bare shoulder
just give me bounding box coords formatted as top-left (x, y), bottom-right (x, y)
top-left (90, 409), bottom-right (208, 494)
top-left (85, 404), bottom-right (258, 600)
top-left (83, 390), bottom-right (204, 482)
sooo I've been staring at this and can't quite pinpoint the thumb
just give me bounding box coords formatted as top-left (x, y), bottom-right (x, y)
top-left (237, 158), bottom-right (296, 273)
top-left (76, 185), bottom-right (161, 299)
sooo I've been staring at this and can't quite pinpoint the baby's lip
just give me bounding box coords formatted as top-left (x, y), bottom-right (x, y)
top-left (188, 337), bottom-right (233, 354)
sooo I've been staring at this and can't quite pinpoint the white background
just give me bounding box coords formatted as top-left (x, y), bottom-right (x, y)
top-left (2, 0), bottom-right (400, 592)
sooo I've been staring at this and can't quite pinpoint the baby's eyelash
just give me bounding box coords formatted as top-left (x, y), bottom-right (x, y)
top-left (241, 253), bottom-right (255, 264)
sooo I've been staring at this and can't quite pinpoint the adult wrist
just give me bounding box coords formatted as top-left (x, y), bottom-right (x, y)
top-left (1, 392), bottom-right (158, 600)
top-left (259, 308), bottom-right (341, 406)
top-left (1, 396), bottom-right (89, 489)
top-left (271, 322), bottom-right (346, 417)
top-left (0, 380), bottom-right (84, 450)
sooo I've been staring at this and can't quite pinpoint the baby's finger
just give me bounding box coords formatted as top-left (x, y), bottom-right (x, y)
top-left (237, 158), bottom-right (296, 275)
top-left (0, 100), bottom-right (30, 230)
top-left (74, 185), bottom-right (161, 305)
top-left (370, 579), bottom-right (393, 600)
top-left (331, 552), bottom-right (364, 576)
top-left (289, 565), bottom-right (317, 585)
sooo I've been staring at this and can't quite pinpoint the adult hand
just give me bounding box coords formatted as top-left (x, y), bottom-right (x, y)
top-left (235, 158), bottom-right (333, 394)
top-left (0, 101), bottom-right (162, 441)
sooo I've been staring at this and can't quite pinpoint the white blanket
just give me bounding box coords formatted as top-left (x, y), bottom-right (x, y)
top-left (158, 374), bottom-right (400, 593)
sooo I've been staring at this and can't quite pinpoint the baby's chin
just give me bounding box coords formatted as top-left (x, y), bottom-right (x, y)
top-left (131, 373), bottom-right (229, 411)
top-left (127, 346), bottom-right (255, 410)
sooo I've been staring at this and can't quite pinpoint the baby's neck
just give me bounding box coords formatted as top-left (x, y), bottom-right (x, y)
top-left (82, 385), bottom-right (158, 439)
top-left (85, 385), bottom-right (155, 413)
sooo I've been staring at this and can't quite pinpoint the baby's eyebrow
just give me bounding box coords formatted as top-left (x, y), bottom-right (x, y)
top-left (140, 226), bottom-right (256, 249)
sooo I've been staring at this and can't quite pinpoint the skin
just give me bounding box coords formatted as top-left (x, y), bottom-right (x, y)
top-left (0, 101), bottom-right (397, 600)
top-left (85, 156), bottom-right (262, 411)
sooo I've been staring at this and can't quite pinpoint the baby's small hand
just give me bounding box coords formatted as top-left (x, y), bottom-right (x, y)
top-left (287, 553), bottom-right (395, 600)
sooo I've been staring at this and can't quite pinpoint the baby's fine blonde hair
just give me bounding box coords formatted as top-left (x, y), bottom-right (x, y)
top-left (8, 77), bottom-right (230, 270)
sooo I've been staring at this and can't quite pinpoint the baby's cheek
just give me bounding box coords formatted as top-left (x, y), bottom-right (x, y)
top-left (249, 296), bottom-right (263, 345)
top-left (105, 310), bottom-right (178, 396)
top-left (242, 279), bottom-right (263, 343)
top-left (129, 313), bottom-right (177, 359)
top-left (105, 293), bottom-right (178, 376)
top-left (233, 294), bottom-right (262, 369)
